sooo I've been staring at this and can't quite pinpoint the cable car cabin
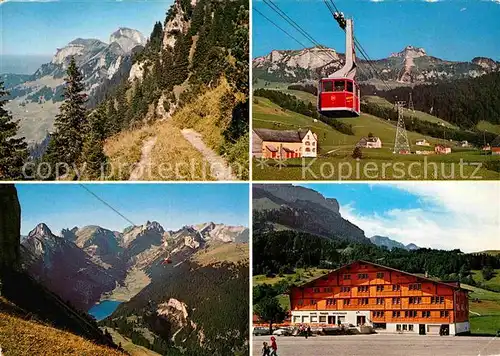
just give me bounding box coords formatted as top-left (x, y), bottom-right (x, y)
top-left (318, 78), bottom-right (360, 118)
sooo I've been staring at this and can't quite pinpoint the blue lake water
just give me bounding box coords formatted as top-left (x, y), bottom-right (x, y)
top-left (88, 300), bottom-right (122, 321)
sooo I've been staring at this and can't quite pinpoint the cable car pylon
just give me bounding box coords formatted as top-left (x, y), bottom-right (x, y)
top-left (393, 101), bottom-right (411, 154)
top-left (317, 13), bottom-right (360, 118)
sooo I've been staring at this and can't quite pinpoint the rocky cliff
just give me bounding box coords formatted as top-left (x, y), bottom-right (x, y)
top-left (0, 185), bottom-right (21, 270)
top-left (253, 184), bottom-right (368, 243)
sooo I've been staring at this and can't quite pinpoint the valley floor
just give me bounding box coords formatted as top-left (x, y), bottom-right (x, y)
top-left (252, 334), bottom-right (500, 356)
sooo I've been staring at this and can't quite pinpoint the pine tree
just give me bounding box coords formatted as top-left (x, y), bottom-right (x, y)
top-left (0, 82), bottom-right (28, 180)
top-left (45, 57), bottom-right (87, 167)
top-left (82, 108), bottom-right (107, 179)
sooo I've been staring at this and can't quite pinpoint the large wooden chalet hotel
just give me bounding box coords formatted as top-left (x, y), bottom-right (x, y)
top-left (290, 261), bottom-right (470, 335)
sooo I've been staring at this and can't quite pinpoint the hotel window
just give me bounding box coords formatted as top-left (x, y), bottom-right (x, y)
top-left (311, 315), bottom-right (318, 323)
top-left (313, 288), bottom-right (320, 293)
top-left (341, 286), bottom-right (351, 292)
top-left (422, 311), bottom-right (431, 318)
top-left (392, 284), bottom-right (401, 291)
top-left (359, 298), bottom-right (369, 305)
top-left (374, 311), bottom-right (384, 318)
top-left (313, 142), bottom-right (316, 146)
top-left (440, 296), bottom-right (445, 304)
top-left (396, 324), bottom-right (401, 331)
top-left (393, 311), bottom-right (401, 318)
top-left (324, 287), bottom-right (332, 293)
top-left (403, 324), bottom-right (408, 331)
top-left (311, 300), bottom-right (317, 305)
top-left (326, 298), bottom-right (335, 306)
top-left (409, 325), bottom-right (414, 331)
top-left (440, 311), bottom-right (449, 318)
top-left (376, 285), bottom-right (384, 292)
top-left (358, 273), bottom-right (368, 279)
top-left (376, 272), bottom-right (385, 278)
top-left (405, 310), bottom-right (417, 318)
top-left (343, 274), bottom-right (351, 280)
top-left (409, 283), bottom-right (422, 291)
top-left (376, 298), bottom-right (384, 305)
top-left (294, 316), bottom-right (300, 323)
top-left (297, 299), bottom-right (304, 306)
top-left (319, 316), bottom-right (327, 323)
top-left (409, 297), bottom-right (422, 304)
top-left (358, 286), bottom-right (369, 293)
top-left (305, 141), bottom-right (310, 146)
top-left (392, 297), bottom-right (401, 305)
top-left (344, 299), bottom-right (351, 306)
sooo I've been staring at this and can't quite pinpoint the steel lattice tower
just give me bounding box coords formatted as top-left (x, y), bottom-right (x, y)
top-left (408, 92), bottom-right (415, 112)
top-left (393, 101), bottom-right (411, 154)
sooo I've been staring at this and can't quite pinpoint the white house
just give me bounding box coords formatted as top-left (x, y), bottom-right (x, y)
top-left (416, 139), bottom-right (430, 146)
top-left (357, 136), bottom-right (382, 149)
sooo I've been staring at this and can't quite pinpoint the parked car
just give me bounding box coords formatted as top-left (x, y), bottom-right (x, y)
top-left (253, 327), bottom-right (270, 336)
top-left (273, 328), bottom-right (291, 336)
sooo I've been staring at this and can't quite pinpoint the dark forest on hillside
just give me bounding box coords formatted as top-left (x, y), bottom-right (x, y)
top-left (253, 230), bottom-right (500, 292)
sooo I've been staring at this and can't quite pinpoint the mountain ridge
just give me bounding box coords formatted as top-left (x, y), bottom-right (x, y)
top-left (253, 45), bottom-right (500, 86)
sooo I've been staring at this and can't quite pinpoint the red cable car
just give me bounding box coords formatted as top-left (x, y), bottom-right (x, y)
top-left (161, 253), bottom-right (172, 265)
top-left (318, 14), bottom-right (360, 118)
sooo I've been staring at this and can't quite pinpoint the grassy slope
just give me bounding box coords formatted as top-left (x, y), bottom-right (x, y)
top-left (103, 327), bottom-right (160, 356)
top-left (477, 120), bottom-right (500, 135)
top-left (104, 80), bottom-right (248, 180)
top-left (252, 94), bottom-right (500, 180)
top-left (192, 243), bottom-right (249, 266)
top-left (471, 269), bottom-right (500, 292)
top-left (462, 284), bottom-right (500, 335)
top-left (104, 117), bottom-right (213, 181)
top-left (0, 298), bottom-right (125, 356)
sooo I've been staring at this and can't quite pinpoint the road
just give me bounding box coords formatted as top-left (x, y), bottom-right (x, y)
top-left (253, 334), bottom-right (500, 356)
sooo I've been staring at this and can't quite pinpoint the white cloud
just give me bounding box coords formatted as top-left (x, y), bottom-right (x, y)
top-left (339, 182), bottom-right (500, 253)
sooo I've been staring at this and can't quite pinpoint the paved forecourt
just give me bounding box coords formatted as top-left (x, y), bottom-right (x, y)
top-left (253, 334), bottom-right (500, 356)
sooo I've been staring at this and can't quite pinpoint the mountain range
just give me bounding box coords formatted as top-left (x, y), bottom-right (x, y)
top-left (4, 28), bottom-right (146, 144)
top-left (20, 219), bottom-right (249, 354)
top-left (253, 45), bottom-right (500, 87)
top-left (253, 184), bottom-right (418, 249)
top-left (22, 220), bottom-right (248, 309)
top-left (370, 235), bottom-right (419, 251)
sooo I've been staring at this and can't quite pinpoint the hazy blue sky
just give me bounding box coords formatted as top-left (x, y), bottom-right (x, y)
top-left (17, 183), bottom-right (249, 235)
top-left (1, 0), bottom-right (174, 55)
top-left (253, 0), bottom-right (500, 61)
top-left (295, 182), bottom-right (499, 253)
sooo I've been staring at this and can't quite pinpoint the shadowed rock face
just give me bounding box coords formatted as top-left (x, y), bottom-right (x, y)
top-left (0, 184), bottom-right (21, 270)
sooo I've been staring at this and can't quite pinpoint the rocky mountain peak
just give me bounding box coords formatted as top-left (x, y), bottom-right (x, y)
top-left (472, 57), bottom-right (498, 70)
top-left (390, 45), bottom-right (426, 59)
top-left (28, 223), bottom-right (54, 239)
top-left (109, 28), bottom-right (146, 53)
top-left (143, 221), bottom-right (165, 234)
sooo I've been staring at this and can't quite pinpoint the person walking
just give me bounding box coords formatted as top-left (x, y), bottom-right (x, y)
top-left (270, 336), bottom-right (278, 356)
top-left (307, 326), bottom-right (311, 338)
top-left (262, 342), bottom-right (270, 356)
